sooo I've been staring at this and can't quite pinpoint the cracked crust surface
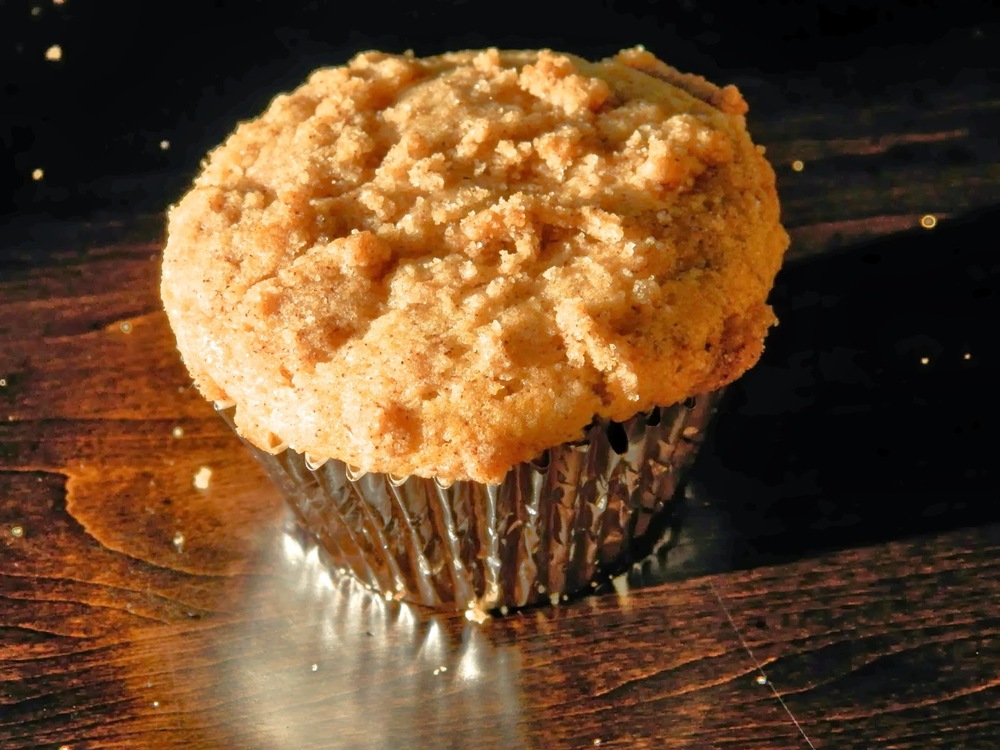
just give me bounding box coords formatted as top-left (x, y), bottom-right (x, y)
top-left (161, 47), bottom-right (788, 483)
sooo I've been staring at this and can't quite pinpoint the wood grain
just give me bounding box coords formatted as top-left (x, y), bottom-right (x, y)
top-left (713, 525), bottom-right (1000, 749)
top-left (757, 72), bottom-right (1000, 262)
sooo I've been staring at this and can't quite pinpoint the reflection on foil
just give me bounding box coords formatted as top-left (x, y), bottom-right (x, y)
top-left (228, 526), bottom-right (528, 749)
top-left (595, 479), bottom-right (736, 598)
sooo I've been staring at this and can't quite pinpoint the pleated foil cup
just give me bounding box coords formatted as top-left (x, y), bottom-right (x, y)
top-left (219, 391), bottom-right (721, 613)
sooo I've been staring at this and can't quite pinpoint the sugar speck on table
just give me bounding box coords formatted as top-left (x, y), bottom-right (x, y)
top-left (193, 466), bottom-right (212, 490)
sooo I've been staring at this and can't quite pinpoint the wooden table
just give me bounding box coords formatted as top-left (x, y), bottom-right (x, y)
top-left (3, 15), bottom-right (1000, 749)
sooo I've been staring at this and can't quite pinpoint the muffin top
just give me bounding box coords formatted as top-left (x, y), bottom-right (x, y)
top-left (161, 47), bottom-right (788, 483)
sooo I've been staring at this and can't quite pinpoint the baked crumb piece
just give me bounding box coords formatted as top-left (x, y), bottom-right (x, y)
top-left (464, 601), bottom-right (491, 624)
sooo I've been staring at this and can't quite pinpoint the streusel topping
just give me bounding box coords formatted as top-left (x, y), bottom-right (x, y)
top-left (161, 47), bottom-right (787, 482)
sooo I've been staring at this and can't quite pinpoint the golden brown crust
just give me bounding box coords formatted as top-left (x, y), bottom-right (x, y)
top-left (161, 48), bottom-right (788, 483)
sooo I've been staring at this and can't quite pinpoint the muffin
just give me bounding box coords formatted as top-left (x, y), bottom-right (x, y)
top-left (161, 47), bottom-right (788, 614)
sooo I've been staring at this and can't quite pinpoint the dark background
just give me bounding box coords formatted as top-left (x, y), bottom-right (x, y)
top-left (4, 0), bottom-right (999, 221)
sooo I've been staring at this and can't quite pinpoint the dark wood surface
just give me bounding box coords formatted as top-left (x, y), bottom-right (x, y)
top-left (4, 9), bottom-right (1000, 748)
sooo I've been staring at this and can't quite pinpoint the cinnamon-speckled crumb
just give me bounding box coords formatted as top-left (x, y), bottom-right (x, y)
top-left (162, 48), bottom-right (787, 483)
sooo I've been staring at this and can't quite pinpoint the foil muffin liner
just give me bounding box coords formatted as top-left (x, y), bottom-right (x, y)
top-left (219, 391), bottom-right (721, 612)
